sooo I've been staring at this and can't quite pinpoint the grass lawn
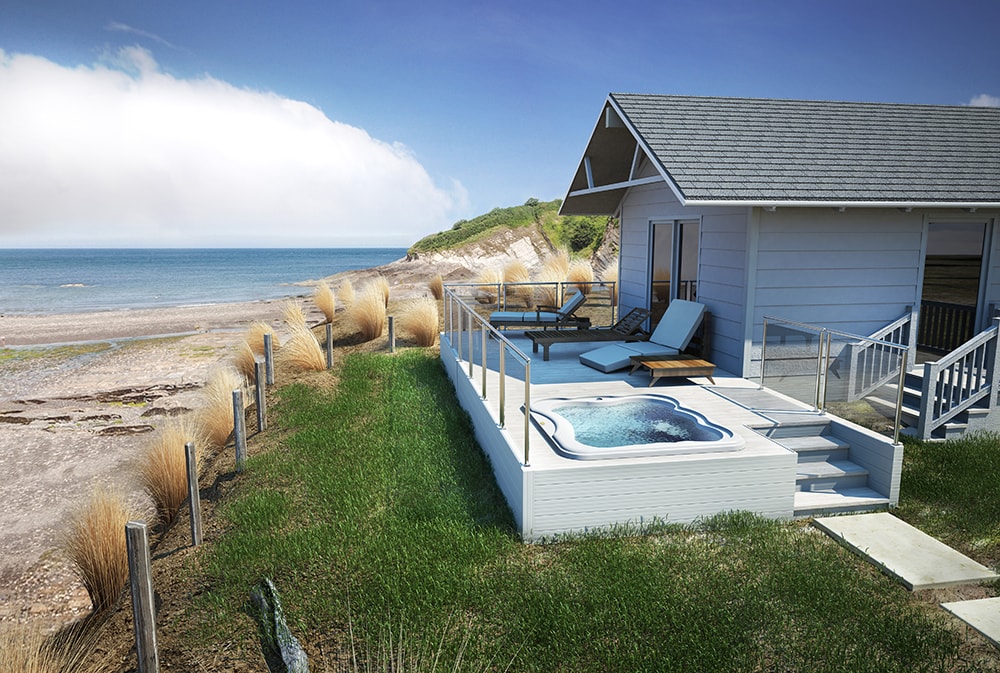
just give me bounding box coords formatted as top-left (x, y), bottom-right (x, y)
top-left (180, 350), bottom-right (991, 672)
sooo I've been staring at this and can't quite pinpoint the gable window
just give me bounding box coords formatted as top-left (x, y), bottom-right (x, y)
top-left (649, 220), bottom-right (699, 323)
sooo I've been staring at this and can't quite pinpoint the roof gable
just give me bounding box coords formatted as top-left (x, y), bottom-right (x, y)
top-left (561, 94), bottom-right (1000, 214)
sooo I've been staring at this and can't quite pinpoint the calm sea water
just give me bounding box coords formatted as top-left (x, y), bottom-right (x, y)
top-left (0, 248), bottom-right (406, 315)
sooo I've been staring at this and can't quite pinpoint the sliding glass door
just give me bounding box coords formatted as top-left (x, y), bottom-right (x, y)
top-left (649, 219), bottom-right (699, 323)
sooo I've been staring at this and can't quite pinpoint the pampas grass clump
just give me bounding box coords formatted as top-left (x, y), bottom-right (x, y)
top-left (399, 297), bottom-right (439, 347)
top-left (542, 250), bottom-right (570, 279)
top-left (428, 274), bottom-right (444, 301)
top-left (246, 321), bottom-right (279, 354)
top-left (284, 301), bottom-right (307, 328)
top-left (338, 279), bottom-right (356, 307)
top-left (0, 622), bottom-right (98, 673)
top-left (601, 263), bottom-right (619, 306)
top-left (534, 267), bottom-right (562, 307)
top-left (280, 324), bottom-right (326, 372)
top-left (140, 416), bottom-right (204, 526)
top-left (504, 260), bottom-right (533, 307)
top-left (475, 267), bottom-right (503, 304)
top-left (198, 367), bottom-right (245, 449)
top-left (65, 487), bottom-right (133, 613)
top-left (567, 259), bottom-right (595, 295)
top-left (349, 287), bottom-right (386, 341)
top-left (373, 276), bottom-right (390, 308)
top-left (234, 340), bottom-right (259, 383)
top-left (313, 282), bottom-right (337, 323)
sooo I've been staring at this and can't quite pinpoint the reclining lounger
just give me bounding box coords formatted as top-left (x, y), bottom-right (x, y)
top-left (579, 300), bottom-right (705, 373)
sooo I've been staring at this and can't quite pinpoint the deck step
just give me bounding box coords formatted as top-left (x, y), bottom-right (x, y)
top-left (794, 488), bottom-right (890, 518)
top-left (796, 459), bottom-right (869, 492)
top-left (778, 434), bottom-right (850, 462)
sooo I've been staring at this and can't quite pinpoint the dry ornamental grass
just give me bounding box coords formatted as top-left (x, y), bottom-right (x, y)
top-left (567, 259), bottom-right (595, 295)
top-left (284, 301), bottom-right (307, 328)
top-left (280, 324), bottom-right (327, 372)
top-left (475, 267), bottom-right (503, 304)
top-left (313, 282), bottom-right (337, 323)
top-left (348, 287), bottom-right (387, 341)
top-left (233, 339), bottom-right (259, 383)
top-left (338, 279), bottom-right (356, 306)
top-left (503, 260), bottom-right (533, 307)
top-left (197, 367), bottom-right (245, 449)
top-left (0, 622), bottom-right (100, 673)
top-left (65, 488), bottom-right (133, 613)
top-left (373, 276), bottom-right (391, 308)
top-left (246, 320), bottom-right (279, 354)
top-left (399, 297), bottom-right (440, 347)
top-left (601, 263), bottom-right (619, 306)
top-left (139, 417), bottom-right (204, 526)
top-left (428, 274), bottom-right (444, 300)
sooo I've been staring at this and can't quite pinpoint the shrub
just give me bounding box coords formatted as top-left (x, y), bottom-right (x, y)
top-left (313, 282), bottom-right (337, 323)
top-left (373, 276), bottom-right (390, 308)
top-left (567, 259), bottom-right (594, 295)
top-left (280, 324), bottom-right (327, 372)
top-left (197, 367), bottom-right (245, 449)
top-left (399, 297), bottom-right (440, 347)
top-left (339, 279), bottom-right (356, 307)
top-left (284, 301), bottom-right (307, 328)
top-left (140, 416), bottom-right (204, 526)
top-left (65, 487), bottom-right (133, 613)
top-left (428, 275), bottom-right (444, 301)
top-left (348, 287), bottom-right (386, 341)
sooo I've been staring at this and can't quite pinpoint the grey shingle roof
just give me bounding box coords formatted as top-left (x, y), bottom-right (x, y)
top-left (610, 93), bottom-right (1000, 205)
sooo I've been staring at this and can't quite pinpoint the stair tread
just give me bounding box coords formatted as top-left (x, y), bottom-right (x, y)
top-left (794, 487), bottom-right (889, 509)
top-left (796, 460), bottom-right (868, 480)
top-left (779, 435), bottom-right (850, 452)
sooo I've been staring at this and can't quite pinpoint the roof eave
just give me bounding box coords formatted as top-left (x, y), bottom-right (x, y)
top-left (685, 199), bottom-right (1000, 209)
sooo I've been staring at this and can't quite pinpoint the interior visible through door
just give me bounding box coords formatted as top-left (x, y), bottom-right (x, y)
top-left (918, 221), bottom-right (986, 353)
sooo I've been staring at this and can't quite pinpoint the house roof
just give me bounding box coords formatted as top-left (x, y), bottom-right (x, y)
top-left (560, 93), bottom-right (1000, 215)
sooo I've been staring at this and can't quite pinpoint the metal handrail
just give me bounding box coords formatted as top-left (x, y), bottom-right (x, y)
top-left (445, 280), bottom-right (618, 325)
top-left (444, 287), bottom-right (533, 466)
top-left (761, 315), bottom-right (909, 444)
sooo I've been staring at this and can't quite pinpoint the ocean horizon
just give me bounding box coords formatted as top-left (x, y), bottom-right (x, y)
top-left (0, 248), bottom-right (407, 315)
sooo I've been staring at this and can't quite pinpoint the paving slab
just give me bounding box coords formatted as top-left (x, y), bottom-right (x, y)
top-left (813, 512), bottom-right (999, 591)
top-left (942, 598), bottom-right (1000, 648)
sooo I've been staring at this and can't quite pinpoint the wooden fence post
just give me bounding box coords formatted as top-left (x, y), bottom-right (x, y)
top-left (263, 333), bottom-right (274, 385)
top-left (126, 521), bottom-right (159, 673)
top-left (388, 316), bottom-right (395, 353)
top-left (233, 389), bottom-right (246, 472)
top-left (255, 360), bottom-right (267, 432)
top-left (185, 442), bottom-right (202, 546)
top-left (325, 323), bottom-right (334, 370)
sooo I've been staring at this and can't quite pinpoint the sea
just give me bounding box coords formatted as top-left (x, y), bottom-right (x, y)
top-left (0, 248), bottom-right (407, 315)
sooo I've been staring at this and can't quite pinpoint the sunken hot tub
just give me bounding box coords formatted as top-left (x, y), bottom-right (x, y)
top-left (530, 394), bottom-right (744, 460)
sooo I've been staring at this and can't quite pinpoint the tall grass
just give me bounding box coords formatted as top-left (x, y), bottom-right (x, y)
top-left (65, 488), bottom-right (133, 613)
top-left (348, 287), bottom-right (386, 341)
top-left (475, 267), bottom-right (503, 304)
top-left (534, 267), bottom-right (562, 307)
top-left (140, 416), bottom-right (204, 526)
top-left (197, 367), bottom-right (245, 449)
top-left (372, 276), bottom-right (391, 308)
top-left (0, 623), bottom-right (99, 673)
top-left (339, 280), bottom-right (356, 307)
top-left (567, 258), bottom-right (594, 295)
top-left (503, 260), bottom-right (533, 307)
top-left (313, 282), bottom-right (337, 323)
top-left (600, 263), bottom-right (619, 306)
top-left (246, 321), bottom-right (279, 354)
top-left (233, 340), bottom-right (258, 383)
top-left (428, 275), bottom-right (444, 301)
top-left (284, 301), bottom-right (307, 329)
top-left (541, 249), bottom-right (570, 279)
top-left (398, 297), bottom-right (439, 347)
top-left (280, 324), bottom-right (327, 372)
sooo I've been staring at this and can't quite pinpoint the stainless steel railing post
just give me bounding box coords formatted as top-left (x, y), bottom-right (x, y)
top-left (893, 349), bottom-right (908, 445)
top-left (499, 346), bottom-right (506, 427)
top-left (481, 323), bottom-right (487, 399)
top-left (523, 360), bottom-right (531, 467)
top-left (759, 318), bottom-right (769, 390)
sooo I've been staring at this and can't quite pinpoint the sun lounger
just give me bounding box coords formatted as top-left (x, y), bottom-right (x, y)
top-left (579, 300), bottom-right (706, 373)
top-left (524, 307), bottom-right (651, 361)
top-left (489, 291), bottom-right (590, 330)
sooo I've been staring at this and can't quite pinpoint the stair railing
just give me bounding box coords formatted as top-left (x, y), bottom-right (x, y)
top-left (839, 308), bottom-right (913, 402)
top-left (917, 316), bottom-right (1000, 440)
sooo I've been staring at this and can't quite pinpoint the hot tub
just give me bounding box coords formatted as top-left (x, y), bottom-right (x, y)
top-left (530, 394), bottom-right (744, 460)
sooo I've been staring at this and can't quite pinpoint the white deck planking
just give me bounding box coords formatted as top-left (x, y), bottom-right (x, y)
top-left (442, 330), bottom-right (818, 541)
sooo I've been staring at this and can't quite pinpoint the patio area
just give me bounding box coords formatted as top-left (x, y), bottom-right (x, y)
top-left (440, 317), bottom-right (901, 542)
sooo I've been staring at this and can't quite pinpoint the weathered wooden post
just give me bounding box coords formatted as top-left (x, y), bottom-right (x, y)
top-left (388, 316), bottom-right (395, 353)
top-left (263, 333), bottom-right (274, 385)
top-left (325, 323), bottom-right (334, 369)
top-left (126, 521), bottom-right (159, 673)
top-left (233, 389), bottom-right (246, 472)
top-left (184, 442), bottom-right (202, 546)
top-left (255, 360), bottom-right (267, 432)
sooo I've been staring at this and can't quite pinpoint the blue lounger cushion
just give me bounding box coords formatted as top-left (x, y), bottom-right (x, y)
top-left (489, 311), bottom-right (560, 323)
top-left (578, 343), bottom-right (680, 373)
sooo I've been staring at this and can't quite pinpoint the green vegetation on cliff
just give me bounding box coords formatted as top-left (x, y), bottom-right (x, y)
top-left (409, 198), bottom-right (610, 256)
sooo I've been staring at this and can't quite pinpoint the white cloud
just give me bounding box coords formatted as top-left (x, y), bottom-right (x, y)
top-left (0, 47), bottom-right (461, 246)
top-left (968, 93), bottom-right (1000, 107)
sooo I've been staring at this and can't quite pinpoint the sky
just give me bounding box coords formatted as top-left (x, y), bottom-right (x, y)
top-left (0, 1), bottom-right (998, 248)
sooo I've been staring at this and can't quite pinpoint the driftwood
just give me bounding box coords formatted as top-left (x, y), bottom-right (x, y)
top-left (251, 578), bottom-right (309, 673)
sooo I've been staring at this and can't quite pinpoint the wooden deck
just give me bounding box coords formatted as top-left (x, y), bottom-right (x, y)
top-left (440, 330), bottom-right (835, 541)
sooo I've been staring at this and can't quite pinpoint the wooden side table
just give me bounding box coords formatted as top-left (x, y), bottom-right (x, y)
top-left (629, 354), bottom-right (716, 386)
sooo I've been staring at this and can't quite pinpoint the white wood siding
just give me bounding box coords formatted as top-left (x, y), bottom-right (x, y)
top-left (618, 182), bottom-right (750, 375)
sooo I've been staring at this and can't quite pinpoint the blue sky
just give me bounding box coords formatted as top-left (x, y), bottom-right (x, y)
top-left (0, 0), bottom-right (998, 247)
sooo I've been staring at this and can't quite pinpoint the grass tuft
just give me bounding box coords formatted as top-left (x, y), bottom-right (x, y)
top-left (313, 283), bottom-right (337, 323)
top-left (372, 276), bottom-right (391, 308)
top-left (567, 258), bottom-right (594, 295)
top-left (197, 367), bottom-right (245, 449)
top-left (533, 267), bottom-right (562, 307)
top-left (428, 275), bottom-right (444, 301)
top-left (246, 321), bottom-right (279, 354)
top-left (280, 324), bottom-right (327, 372)
top-left (398, 297), bottom-right (439, 347)
top-left (503, 260), bottom-right (533, 307)
top-left (65, 487), bottom-right (133, 613)
top-left (233, 340), bottom-right (259, 383)
top-left (284, 301), bottom-right (307, 329)
top-left (541, 249), bottom-right (570, 279)
top-left (600, 263), bottom-right (618, 306)
top-left (348, 287), bottom-right (386, 341)
top-left (139, 416), bottom-right (204, 526)
top-left (0, 622), bottom-right (100, 673)
top-left (475, 267), bottom-right (503, 304)
top-left (339, 280), bottom-right (356, 307)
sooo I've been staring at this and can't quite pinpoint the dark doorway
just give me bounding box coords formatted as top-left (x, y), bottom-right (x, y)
top-left (918, 222), bottom-right (986, 353)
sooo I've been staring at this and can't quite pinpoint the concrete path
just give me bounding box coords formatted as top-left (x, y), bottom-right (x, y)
top-left (942, 598), bottom-right (1000, 649)
top-left (813, 512), bottom-right (999, 591)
